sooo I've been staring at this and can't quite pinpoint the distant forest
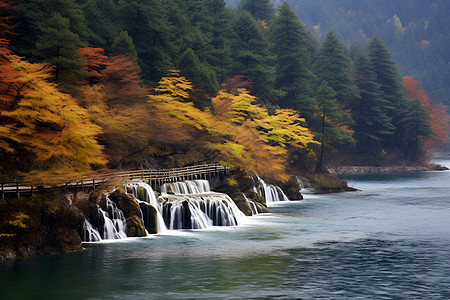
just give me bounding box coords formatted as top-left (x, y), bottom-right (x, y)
top-left (227, 0), bottom-right (450, 108)
top-left (1, 0), bottom-right (449, 185)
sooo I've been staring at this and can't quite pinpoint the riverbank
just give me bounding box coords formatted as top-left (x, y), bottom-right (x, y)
top-left (327, 162), bottom-right (448, 176)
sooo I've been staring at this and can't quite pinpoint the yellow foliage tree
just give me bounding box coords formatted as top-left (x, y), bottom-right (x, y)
top-left (148, 72), bottom-right (318, 182)
top-left (0, 55), bottom-right (106, 184)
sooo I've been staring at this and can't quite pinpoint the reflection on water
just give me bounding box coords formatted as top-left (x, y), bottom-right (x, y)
top-left (1, 159), bottom-right (450, 299)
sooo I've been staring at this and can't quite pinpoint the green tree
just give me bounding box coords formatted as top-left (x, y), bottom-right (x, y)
top-left (269, 1), bottom-right (315, 117)
top-left (351, 50), bottom-right (394, 156)
top-left (231, 12), bottom-right (282, 105)
top-left (314, 81), bottom-right (355, 171)
top-left (315, 31), bottom-right (360, 109)
top-left (118, 0), bottom-right (176, 81)
top-left (237, 0), bottom-right (275, 22)
top-left (111, 31), bottom-right (139, 64)
top-left (13, 0), bottom-right (89, 57)
top-left (79, 0), bottom-right (120, 49)
top-left (367, 34), bottom-right (410, 149)
top-left (179, 48), bottom-right (219, 103)
top-left (34, 12), bottom-right (88, 92)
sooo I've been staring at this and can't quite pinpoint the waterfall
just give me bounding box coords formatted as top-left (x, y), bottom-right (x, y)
top-left (81, 219), bottom-right (101, 242)
top-left (253, 177), bottom-right (289, 203)
top-left (242, 193), bottom-right (260, 215)
top-left (160, 192), bottom-right (246, 230)
top-left (161, 180), bottom-right (211, 195)
top-left (80, 196), bottom-right (128, 242)
top-left (126, 182), bottom-right (168, 233)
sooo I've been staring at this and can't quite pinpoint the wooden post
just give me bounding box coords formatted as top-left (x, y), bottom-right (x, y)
top-left (16, 181), bottom-right (19, 199)
top-left (1, 182), bottom-right (3, 200)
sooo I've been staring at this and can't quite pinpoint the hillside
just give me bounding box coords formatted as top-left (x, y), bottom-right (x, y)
top-left (227, 0), bottom-right (450, 107)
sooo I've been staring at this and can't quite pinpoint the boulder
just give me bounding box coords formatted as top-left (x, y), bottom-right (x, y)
top-left (139, 202), bottom-right (158, 234)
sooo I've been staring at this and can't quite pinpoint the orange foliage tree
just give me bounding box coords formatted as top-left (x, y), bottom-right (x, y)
top-left (0, 0), bottom-right (19, 109)
top-left (0, 55), bottom-right (106, 184)
top-left (403, 76), bottom-right (450, 149)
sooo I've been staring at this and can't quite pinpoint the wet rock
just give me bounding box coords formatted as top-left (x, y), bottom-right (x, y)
top-left (139, 202), bottom-right (158, 234)
top-left (126, 216), bottom-right (146, 237)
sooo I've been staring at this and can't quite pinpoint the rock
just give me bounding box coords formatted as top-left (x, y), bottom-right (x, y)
top-left (280, 178), bottom-right (303, 200)
top-left (232, 194), bottom-right (252, 216)
top-left (139, 202), bottom-right (158, 234)
top-left (247, 190), bottom-right (269, 213)
top-left (0, 249), bottom-right (17, 261)
top-left (108, 190), bottom-right (141, 217)
top-left (126, 216), bottom-right (146, 237)
top-left (108, 190), bottom-right (147, 237)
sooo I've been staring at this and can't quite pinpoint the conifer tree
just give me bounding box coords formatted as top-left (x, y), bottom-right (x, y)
top-left (367, 34), bottom-right (410, 149)
top-left (314, 81), bottom-right (354, 171)
top-left (351, 50), bottom-right (394, 156)
top-left (315, 31), bottom-right (360, 109)
top-left (231, 12), bottom-right (282, 105)
top-left (34, 12), bottom-right (88, 92)
top-left (179, 48), bottom-right (219, 101)
top-left (80, 0), bottom-right (120, 48)
top-left (269, 1), bottom-right (315, 117)
top-left (118, 0), bottom-right (176, 81)
top-left (111, 31), bottom-right (139, 64)
top-left (237, 0), bottom-right (275, 22)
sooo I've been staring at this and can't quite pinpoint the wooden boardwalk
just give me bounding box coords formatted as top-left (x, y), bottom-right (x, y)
top-left (0, 163), bottom-right (228, 199)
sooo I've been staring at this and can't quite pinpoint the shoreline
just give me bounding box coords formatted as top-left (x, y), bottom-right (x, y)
top-left (328, 163), bottom-right (448, 176)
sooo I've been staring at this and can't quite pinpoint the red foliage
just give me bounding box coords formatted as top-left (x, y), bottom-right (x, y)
top-left (78, 47), bottom-right (110, 84)
top-left (101, 54), bottom-right (147, 106)
top-left (403, 76), bottom-right (450, 146)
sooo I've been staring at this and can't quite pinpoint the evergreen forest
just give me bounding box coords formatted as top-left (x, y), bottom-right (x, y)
top-left (1, 0), bottom-right (449, 186)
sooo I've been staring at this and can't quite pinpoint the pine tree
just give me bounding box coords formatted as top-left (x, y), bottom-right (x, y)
top-left (110, 31), bottom-right (139, 64)
top-left (367, 34), bottom-right (410, 149)
top-left (314, 81), bottom-right (355, 171)
top-left (315, 31), bottom-right (360, 109)
top-left (179, 48), bottom-right (219, 102)
top-left (79, 0), bottom-right (120, 49)
top-left (237, 0), bottom-right (275, 22)
top-left (351, 50), bottom-right (394, 156)
top-left (118, 0), bottom-right (176, 81)
top-left (269, 1), bottom-right (315, 117)
top-left (34, 12), bottom-right (88, 92)
top-left (231, 12), bottom-right (282, 105)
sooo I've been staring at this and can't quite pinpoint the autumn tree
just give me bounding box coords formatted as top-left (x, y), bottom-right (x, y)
top-left (148, 71), bottom-right (317, 182)
top-left (403, 76), bottom-right (450, 154)
top-left (0, 55), bottom-right (105, 184)
top-left (78, 46), bottom-right (110, 85)
top-left (101, 54), bottom-right (147, 106)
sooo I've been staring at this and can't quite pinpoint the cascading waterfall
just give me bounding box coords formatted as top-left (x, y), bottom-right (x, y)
top-left (80, 179), bottom-right (248, 241)
top-left (126, 182), bottom-right (168, 233)
top-left (160, 179), bottom-right (245, 229)
top-left (81, 196), bottom-right (128, 242)
top-left (253, 177), bottom-right (289, 203)
top-left (160, 192), bottom-right (245, 229)
top-left (242, 193), bottom-right (260, 215)
top-left (161, 180), bottom-right (210, 195)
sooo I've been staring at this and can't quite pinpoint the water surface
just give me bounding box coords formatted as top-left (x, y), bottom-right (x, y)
top-left (1, 159), bottom-right (449, 299)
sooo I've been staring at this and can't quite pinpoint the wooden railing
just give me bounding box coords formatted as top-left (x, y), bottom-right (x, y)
top-left (0, 163), bottom-right (228, 199)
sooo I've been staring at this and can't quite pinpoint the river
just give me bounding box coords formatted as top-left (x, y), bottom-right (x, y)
top-left (1, 158), bottom-right (449, 299)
